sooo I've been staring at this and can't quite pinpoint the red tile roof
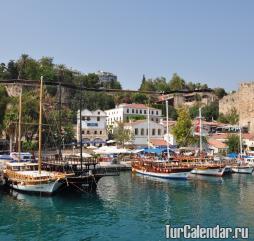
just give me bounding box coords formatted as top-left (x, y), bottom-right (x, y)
top-left (150, 138), bottom-right (167, 146)
top-left (210, 133), bottom-right (254, 140)
top-left (207, 139), bottom-right (228, 149)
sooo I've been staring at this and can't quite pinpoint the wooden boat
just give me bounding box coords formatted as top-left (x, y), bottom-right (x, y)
top-left (4, 162), bottom-right (67, 194)
top-left (4, 77), bottom-right (70, 195)
top-left (190, 163), bottom-right (226, 177)
top-left (175, 155), bottom-right (226, 177)
top-left (231, 165), bottom-right (253, 174)
top-left (132, 159), bottom-right (193, 180)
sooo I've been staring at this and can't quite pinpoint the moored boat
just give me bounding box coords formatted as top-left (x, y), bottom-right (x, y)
top-left (132, 159), bottom-right (192, 180)
top-left (190, 164), bottom-right (226, 177)
top-left (4, 76), bottom-right (70, 195)
top-left (231, 165), bottom-right (253, 174)
top-left (4, 162), bottom-right (66, 194)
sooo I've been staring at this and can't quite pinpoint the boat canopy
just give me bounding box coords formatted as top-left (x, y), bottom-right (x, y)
top-left (142, 148), bottom-right (174, 154)
top-left (227, 153), bottom-right (238, 158)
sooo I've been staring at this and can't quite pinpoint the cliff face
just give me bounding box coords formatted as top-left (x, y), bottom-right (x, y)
top-left (219, 91), bottom-right (239, 115)
top-left (219, 82), bottom-right (254, 133)
top-left (4, 84), bottom-right (72, 104)
top-left (5, 84), bottom-right (23, 97)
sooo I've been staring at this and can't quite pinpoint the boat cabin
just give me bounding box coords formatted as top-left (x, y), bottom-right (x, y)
top-left (10, 152), bottom-right (35, 162)
top-left (6, 162), bottom-right (38, 172)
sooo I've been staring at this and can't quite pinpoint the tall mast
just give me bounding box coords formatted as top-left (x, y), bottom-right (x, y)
top-left (18, 88), bottom-right (22, 161)
top-left (58, 76), bottom-right (62, 159)
top-left (239, 125), bottom-right (243, 157)
top-left (199, 107), bottom-right (202, 153)
top-left (147, 105), bottom-right (150, 148)
top-left (79, 81), bottom-right (83, 171)
top-left (166, 100), bottom-right (170, 160)
top-left (38, 76), bottom-right (43, 174)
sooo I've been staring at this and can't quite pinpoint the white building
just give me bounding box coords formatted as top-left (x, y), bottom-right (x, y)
top-left (124, 120), bottom-right (165, 146)
top-left (96, 71), bottom-right (117, 86)
top-left (105, 103), bottom-right (162, 126)
top-left (77, 109), bottom-right (108, 146)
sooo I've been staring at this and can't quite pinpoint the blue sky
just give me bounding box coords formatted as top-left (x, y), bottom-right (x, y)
top-left (1, 0), bottom-right (254, 91)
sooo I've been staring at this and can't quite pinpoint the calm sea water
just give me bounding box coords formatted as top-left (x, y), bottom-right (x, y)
top-left (0, 172), bottom-right (254, 241)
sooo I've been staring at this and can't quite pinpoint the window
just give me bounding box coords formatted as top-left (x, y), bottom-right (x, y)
top-left (152, 111), bottom-right (154, 115)
top-left (97, 117), bottom-right (100, 121)
top-left (94, 131), bottom-right (97, 135)
top-left (151, 118), bottom-right (154, 121)
top-left (132, 109), bottom-right (134, 114)
top-left (127, 109), bottom-right (129, 113)
top-left (100, 131), bottom-right (102, 135)
top-left (140, 110), bottom-right (142, 114)
top-left (156, 111), bottom-right (158, 115)
top-left (136, 109), bottom-right (138, 114)
top-left (98, 112), bottom-right (100, 115)
top-left (152, 129), bottom-right (155, 135)
top-left (87, 130), bottom-right (90, 135)
top-left (158, 129), bottom-right (161, 135)
top-left (156, 118), bottom-right (159, 123)
top-left (146, 129), bottom-right (148, 135)
top-left (135, 128), bottom-right (139, 135)
top-left (82, 131), bottom-right (85, 134)
top-left (144, 110), bottom-right (147, 114)
top-left (141, 128), bottom-right (144, 135)
top-left (82, 116), bottom-right (90, 121)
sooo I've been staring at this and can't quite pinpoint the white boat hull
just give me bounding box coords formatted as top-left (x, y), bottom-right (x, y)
top-left (10, 180), bottom-right (63, 194)
top-left (191, 167), bottom-right (225, 177)
top-left (231, 167), bottom-right (253, 174)
top-left (132, 168), bottom-right (190, 180)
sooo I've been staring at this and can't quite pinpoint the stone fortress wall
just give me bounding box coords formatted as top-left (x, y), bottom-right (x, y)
top-left (219, 82), bottom-right (254, 133)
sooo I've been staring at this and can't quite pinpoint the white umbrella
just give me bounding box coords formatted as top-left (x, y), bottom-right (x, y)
top-left (93, 146), bottom-right (130, 154)
top-left (107, 140), bottom-right (116, 144)
top-left (87, 145), bottom-right (97, 149)
top-left (75, 153), bottom-right (92, 158)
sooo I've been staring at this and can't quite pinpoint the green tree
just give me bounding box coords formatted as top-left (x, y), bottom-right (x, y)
top-left (218, 108), bottom-right (239, 124)
top-left (131, 93), bottom-right (148, 104)
top-left (172, 107), bottom-right (194, 146)
top-left (227, 134), bottom-right (240, 153)
top-left (127, 115), bottom-right (146, 122)
top-left (6, 60), bottom-right (19, 79)
top-left (189, 102), bottom-right (219, 121)
top-left (0, 85), bottom-right (9, 130)
top-left (202, 102), bottom-right (219, 121)
top-left (214, 88), bottom-right (227, 99)
top-left (113, 122), bottom-right (134, 147)
top-left (139, 79), bottom-right (156, 91)
top-left (3, 97), bottom-right (19, 151)
top-left (169, 73), bottom-right (186, 91)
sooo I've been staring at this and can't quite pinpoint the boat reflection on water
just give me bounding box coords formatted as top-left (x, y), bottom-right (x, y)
top-left (188, 174), bottom-right (224, 184)
top-left (133, 171), bottom-right (224, 187)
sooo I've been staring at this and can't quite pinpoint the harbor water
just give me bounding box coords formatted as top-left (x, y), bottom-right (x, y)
top-left (0, 172), bottom-right (254, 241)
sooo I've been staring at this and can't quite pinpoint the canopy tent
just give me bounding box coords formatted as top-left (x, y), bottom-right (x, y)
top-left (93, 146), bottom-right (130, 155)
